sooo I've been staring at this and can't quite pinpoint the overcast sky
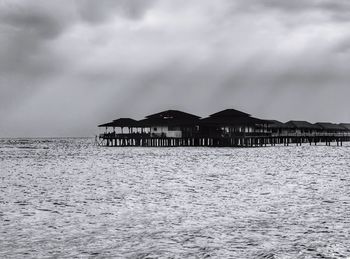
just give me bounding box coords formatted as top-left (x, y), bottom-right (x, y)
top-left (1, 0), bottom-right (350, 137)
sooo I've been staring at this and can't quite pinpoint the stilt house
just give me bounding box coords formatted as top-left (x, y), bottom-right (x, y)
top-left (285, 120), bottom-right (320, 134)
top-left (138, 110), bottom-right (200, 138)
top-left (199, 109), bottom-right (269, 137)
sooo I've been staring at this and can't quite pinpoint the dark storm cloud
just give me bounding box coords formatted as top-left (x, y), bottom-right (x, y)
top-left (0, 0), bottom-right (350, 137)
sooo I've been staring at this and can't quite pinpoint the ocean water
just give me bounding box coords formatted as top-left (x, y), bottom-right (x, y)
top-left (0, 138), bottom-right (350, 259)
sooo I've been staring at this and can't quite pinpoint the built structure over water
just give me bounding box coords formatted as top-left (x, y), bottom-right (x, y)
top-left (98, 109), bottom-right (350, 147)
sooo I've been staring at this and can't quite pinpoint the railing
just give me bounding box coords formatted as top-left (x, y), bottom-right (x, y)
top-left (271, 132), bottom-right (350, 137)
top-left (99, 131), bottom-right (350, 139)
top-left (99, 133), bottom-right (151, 139)
top-left (193, 132), bottom-right (272, 138)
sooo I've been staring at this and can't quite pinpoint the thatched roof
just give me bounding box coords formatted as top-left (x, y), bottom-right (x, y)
top-left (266, 120), bottom-right (293, 129)
top-left (98, 121), bottom-right (115, 127)
top-left (209, 109), bottom-right (250, 118)
top-left (137, 110), bottom-right (200, 127)
top-left (112, 118), bottom-right (139, 127)
top-left (285, 120), bottom-right (320, 130)
top-left (98, 118), bottom-right (139, 128)
top-left (315, 122), bottom-right (346, 131)
top-left (200, 108), bottom-right (266, 126)
top-left (200, 116), bottom-right (266, 126)
top-left (145, 110), bottom-right (200, 120)
top-left (138, 117), bottom-right (200, 127)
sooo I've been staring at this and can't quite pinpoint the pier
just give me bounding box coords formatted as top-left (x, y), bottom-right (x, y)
top-left (97, 109), bottom-right (350, 147)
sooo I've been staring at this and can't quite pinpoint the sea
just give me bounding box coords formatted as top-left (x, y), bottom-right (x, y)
top-left (0, 138), bottom-right (350, 259)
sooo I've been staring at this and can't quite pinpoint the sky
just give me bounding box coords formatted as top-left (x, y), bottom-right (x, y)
top-left (1, 0), bottom-right (350, 137)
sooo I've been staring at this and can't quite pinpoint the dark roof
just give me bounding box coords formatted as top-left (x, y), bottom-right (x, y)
top-left (200, 116), bottom-right (266, 126)
top-left (285, 120), bottom-right (320, 130)
top-left (315, 122), bottom-right (346, 131)
top-left (138, 117), bottom-right (200, 127)
top-left (200, 108), bottom-right (267, 126)
top-left (209, 109), bottom-right (250, 118)
top-left (339, 123), bottom-right (350, 131)
top-left (112, 118), bottom-right (139, 127)
top-left (138, 110), bottom-right (200, 127)
top-left (98, 118), bottom-right (139, 127)
top-left (266, 120), bottom-right (293, 129)
top-left (98, 121), bottom-right (115, 127)
top-left (145, 110), bottom-right (200, 120)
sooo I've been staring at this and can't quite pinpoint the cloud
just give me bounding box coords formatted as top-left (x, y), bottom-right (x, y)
top-left (78, 0), bottom-right (157, 22)
top-left (0, 0), bottom-right (350, 137)
top-left (0, 0), bottom-right (157, 127)
top-left (234, 0), bottom-right (350, 16)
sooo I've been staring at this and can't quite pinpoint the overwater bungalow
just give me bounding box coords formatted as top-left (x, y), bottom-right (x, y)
top-left (285, 120), bottom-right (320, 134)
top-left (315, 122), bottom-right (347, 134)
top-left (199, 109), bottom-right (269, 138)
top-left (339, 123), bottom-right (350, 132)
top-left (98, 118), bottom-right (141, 135)
top-left (266, 120), bottom-right (293, 135)
top-left (97, 108), bottom-right (350, 147)
top-left (138, 110), bottom-right (200, 138)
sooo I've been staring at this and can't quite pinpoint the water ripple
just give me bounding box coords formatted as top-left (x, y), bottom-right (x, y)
top-left (0, 138), bottom-right (349, 258)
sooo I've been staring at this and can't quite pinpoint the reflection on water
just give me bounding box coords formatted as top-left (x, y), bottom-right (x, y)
top-left (0, 138), bottom-right (350, 258)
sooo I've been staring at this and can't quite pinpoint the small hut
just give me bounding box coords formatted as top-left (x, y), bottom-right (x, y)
top-left (98, 118), bottom-right (140, 135)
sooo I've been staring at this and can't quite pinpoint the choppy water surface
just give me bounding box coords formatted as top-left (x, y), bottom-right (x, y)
top-left (0, 138), bottom-right (350, 258)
